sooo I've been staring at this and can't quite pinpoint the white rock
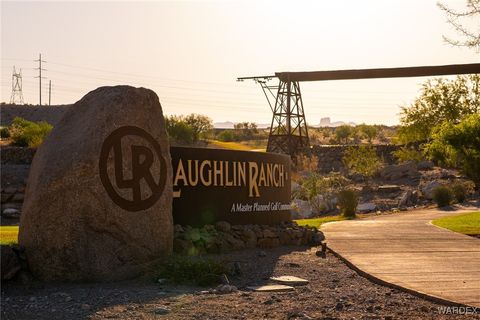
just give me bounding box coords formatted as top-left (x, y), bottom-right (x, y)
top-left (270, 275), bottom-right (309, 286)
top-left (247, 284), bottom-right (295, 292)
top-left (291, 199), bottom-right (312, 218)
top-left (2, 208), bottom-right (20, 218)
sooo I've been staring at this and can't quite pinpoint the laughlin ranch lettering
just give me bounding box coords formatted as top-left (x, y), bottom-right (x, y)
top-left (170, 147), bottom-right (291, 226)
top-left (173, 160), bottom-right (287, 198)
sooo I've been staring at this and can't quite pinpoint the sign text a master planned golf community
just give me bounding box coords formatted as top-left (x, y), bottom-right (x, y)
top-left (171, 147), bottom-right (292, 226)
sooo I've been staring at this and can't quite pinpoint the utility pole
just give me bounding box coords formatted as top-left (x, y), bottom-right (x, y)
top-left (34, 54), bottom-right (46, 106)
top-left (10, 66), bottom-right (24, 104)
top-left (49, 80), bottom-right (52, 106)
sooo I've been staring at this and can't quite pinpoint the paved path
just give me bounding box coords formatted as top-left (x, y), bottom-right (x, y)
top-left (321, 206), bottom-right (480, 307)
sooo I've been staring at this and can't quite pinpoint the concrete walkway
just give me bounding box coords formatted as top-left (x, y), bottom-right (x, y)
top-left (321, 206), bottom-right (480, 307)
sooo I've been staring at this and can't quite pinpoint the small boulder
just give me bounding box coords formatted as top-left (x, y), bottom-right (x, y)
top-left (381, 161), bottom-right (420, 181)
top-left (357, 202), bottom-right (377, 213)
top-left (398, 190), bottom-right (418, 207)
top-left (2, 208), bottom-right (20, 219)
top-left (241, 228), bottom-right (257, 248)
top-left (417, 160), bottom-right (434, 171)
top-left (421, 181), bottom-right (442, 199)
top-left (291, 199), bottom-right (312, 219)
top-left (215, 221), bottom-right (231, 233)
top-left (377, 185), bottom-right (401, 194)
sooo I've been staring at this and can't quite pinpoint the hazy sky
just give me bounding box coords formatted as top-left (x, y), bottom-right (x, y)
top-left (1, 0), bottom-right (478, 125)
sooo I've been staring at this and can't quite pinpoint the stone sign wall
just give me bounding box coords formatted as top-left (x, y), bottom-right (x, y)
top-left (171, 147), bottom-right (292, 226)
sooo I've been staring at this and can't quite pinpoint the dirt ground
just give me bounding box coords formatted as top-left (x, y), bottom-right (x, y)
top-left (2, 246), bottom-right (478, 320)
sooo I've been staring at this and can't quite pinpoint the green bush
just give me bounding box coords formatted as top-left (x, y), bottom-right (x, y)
top-left (156, 256), bottom-right (229, 286)
top-left (217, 130), bottom-right (237, 142)
top-left (8, 117), bottom-right (53, 147)
top-left (392, 146), bottom-right (424, 163)
top-left (432, 186), bottom-right (453, 207)
top-left (450, 181), bottom-right (474, 203)
top-left (294, 172), bottom-right (349, 214)
top-left (337, 189), bottom-right (358, 218)
top-left (424, 114), bottom-right (480, 188)
top-left (343, 145), bottom-right (383, 179)
top-left (451, 183), bottom-right (466, 203)
top-left (0, 127), bottom-right (10, 138)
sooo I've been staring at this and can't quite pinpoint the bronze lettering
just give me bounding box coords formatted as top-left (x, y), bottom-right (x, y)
top-left (248, 162), bottom-right (260, 197)
top-left (200, 160), bottom-right (212, 186)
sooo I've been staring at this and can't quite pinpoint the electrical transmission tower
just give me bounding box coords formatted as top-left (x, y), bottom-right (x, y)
top-left (237, 75), bottom-right (309, 155)
top-left (10, 66), bottom-right (24, 104)
top-left (35, 54), bottom-right (47, 105)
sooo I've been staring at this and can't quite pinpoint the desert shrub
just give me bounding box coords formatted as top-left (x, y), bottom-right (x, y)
top-left (337, 189), bottom-right (358, 218)
top-left (217, 130), bottom-right (237, 142)
top-left (432, 186), bottom-right (453, 207)
top-left (392, 146), bottom-right (424, 163)
top-left (294, 172), bottom-right (349, 213)
top-left (0, 127), bottom-right (10, 138)
top-left (451, 183), bottom-right (467, 203)
top-left (343, 145), bottom-right (383, 179)
top-left (8, 117), bottom-right (53, 147)
top-left (450, 181), bottom-right (475, 203)
top-left (156, 256), bottom-right (229, 286)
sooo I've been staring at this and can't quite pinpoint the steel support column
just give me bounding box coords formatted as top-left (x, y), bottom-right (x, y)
top-left (267, 79), bottom-right (309, 155)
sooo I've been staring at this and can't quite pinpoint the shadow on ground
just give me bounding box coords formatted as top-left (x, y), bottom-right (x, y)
top-left (1, 246), bottom-right (310, 320)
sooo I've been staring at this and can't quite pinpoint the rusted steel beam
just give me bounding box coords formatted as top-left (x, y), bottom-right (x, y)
top-left (275, 63), bottom-right (480, 82)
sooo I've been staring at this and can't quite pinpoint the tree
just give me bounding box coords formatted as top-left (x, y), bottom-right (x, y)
top-left (335, 125), bottom-right (352, 144)
top-left (165, 115), bottom-right (194, 145)
top-left (343, 145), bottom-right (383, 179)
top-left (438, 0), bottom-right (480, 50)
top-left (424, 113), bottom-right (480, 188)
top-left (184, 114), bottom-right (213, 143)
top-left (398, 74), bottom-right (479, 144)
top-left (165, 113), bottom-right (213, 145)
top-left (357, 124), bottom-right (378, 143)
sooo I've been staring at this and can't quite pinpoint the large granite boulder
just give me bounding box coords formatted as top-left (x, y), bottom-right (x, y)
top-left (19, 86), bottom-right (173, 281)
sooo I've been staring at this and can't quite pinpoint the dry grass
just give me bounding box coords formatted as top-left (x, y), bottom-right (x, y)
top-left (208, 140), bottom-right (266, 152)
top-left (0, 226), bottom-right (19, 245)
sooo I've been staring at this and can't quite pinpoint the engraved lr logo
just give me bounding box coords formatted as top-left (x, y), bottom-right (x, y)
top-left (99, 126), bottom-right (167, 211)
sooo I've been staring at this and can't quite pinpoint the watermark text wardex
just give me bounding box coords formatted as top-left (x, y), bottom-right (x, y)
top-left (437, 306), bottom-right (478, 315)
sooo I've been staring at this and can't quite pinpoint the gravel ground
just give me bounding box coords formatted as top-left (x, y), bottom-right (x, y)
top-left (2, 246), bottom-right (479, 320)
